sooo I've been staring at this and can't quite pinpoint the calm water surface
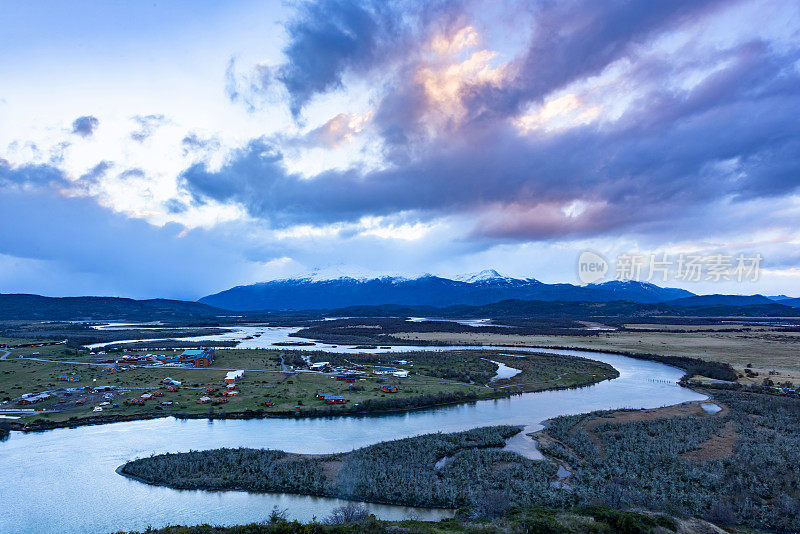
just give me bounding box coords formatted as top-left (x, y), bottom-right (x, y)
top-left (1, 335), bottom-right (706, 533)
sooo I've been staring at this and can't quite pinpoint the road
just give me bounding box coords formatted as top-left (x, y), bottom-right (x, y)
top-left (0, 349), bottom-right (10, 360)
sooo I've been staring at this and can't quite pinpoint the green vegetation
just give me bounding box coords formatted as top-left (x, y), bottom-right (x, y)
top-left (117, 504), bottom-right (692, 534)
top-left (540, 389), bottom-right (800, 532)
top-left (121, 426), bottom-right (560, 509)
top-left (0, 341), bottom-right (616, 430)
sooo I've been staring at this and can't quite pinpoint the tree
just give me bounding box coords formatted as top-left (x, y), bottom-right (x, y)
top-left (324, 503), bottom-right (372, 524)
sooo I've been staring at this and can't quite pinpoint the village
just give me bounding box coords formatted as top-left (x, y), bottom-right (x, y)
top-left (0, 342), bottom-right (468, 425)
top-left (0, 335), bottom-right (622, 431)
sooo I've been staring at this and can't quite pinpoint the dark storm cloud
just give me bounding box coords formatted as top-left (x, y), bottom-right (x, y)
top-left (182, 27), bottom-right (800, 240)
top-left (460, 0), bottom-right (729, 123)
top-left (239, 0), bottom-right (726, 124)
top-left (71, 115), bottom-right (99, 137)
top-left (230, 0), bottom-right (466, 117)
top-left (277, 0), bottom-right (405, 116)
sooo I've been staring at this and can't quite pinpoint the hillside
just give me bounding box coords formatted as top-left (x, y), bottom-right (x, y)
top-left (327, 298), bottom-right (800, 319)
top-left (0, 294), bottom-right (227, 321)
top-left (666, 294), bottom-right (775, 307)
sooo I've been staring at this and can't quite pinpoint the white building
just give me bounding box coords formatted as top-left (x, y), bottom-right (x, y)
top-left (225, 370), bottom-right (245, 383)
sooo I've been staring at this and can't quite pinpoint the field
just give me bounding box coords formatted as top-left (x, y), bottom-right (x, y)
top-left (0, 341), bottom-right (616, 429)
top-left (391, 324), bottom-right (800, 386)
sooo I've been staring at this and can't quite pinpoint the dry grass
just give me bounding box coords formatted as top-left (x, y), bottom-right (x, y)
top-left (392, 328), bottom-right (800, 385)
top-left (681, 421), bottom-right (737, 462)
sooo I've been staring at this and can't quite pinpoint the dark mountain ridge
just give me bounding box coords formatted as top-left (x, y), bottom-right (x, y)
top-left (199, 272), bottom-right (696, 311)
top-left (0, 294), bottom-right (226, 321)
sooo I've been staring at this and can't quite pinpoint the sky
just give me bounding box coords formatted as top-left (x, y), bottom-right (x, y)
top-left (1, 0), bottom-right (799, 299)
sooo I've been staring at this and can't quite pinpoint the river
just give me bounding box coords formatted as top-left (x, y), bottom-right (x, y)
top-left (1, 326), bottom-right (707, 533)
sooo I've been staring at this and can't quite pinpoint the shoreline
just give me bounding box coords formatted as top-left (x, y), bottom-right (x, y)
top-left (1, 337), bottom-right (750, 436)
top-left (0, 369), bottom-right (616, 433)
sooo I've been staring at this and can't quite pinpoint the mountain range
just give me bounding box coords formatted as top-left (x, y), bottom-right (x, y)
top-left (0, 272), bottom-right (797, 320)
top-left (199, 270), bottom-right (701, 311)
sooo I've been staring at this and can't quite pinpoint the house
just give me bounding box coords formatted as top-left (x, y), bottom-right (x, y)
top-left (140, 393), bottom-right (153, 400)
top-left (264, 400), bottom-right (274, 407)
top-left (206, 386), bottom-right (218, 393)
top-left (161, 401), bottom-right (173, 406)
top-left (316, 392), bottom-right (334, 400)
top-left (128, 397), bottom-right (145, 405)
top-left (223, 390), bottom-right (239, 397)
top-left (225, 370), bottom-right (244, 383)
top-left (392, 360), bottom-right (411, 365)
top-left (193, 356), bottom-right (212, 368)
top-left (380, 385), bottom-right (398, 393)
top-left (93, 406), bottom-right (103, 412)
top-left (17, 393), bottom-right (51, 405)
top-left (214, 397), bottom-right (228, 404)
top-left (309, 361), bottom-right (331, 371)
top-left (152, 391), bottom-right (164, 397)
top-left (180, 349), bottom-right (205, 361)
top-left (335, 374), bottom-right (360, 382)
top-left (324, 396), bottom-right (346, 404)
top-left (392, 370), bottom-right (410, 378)
top-left (197, 396), bottom-right (211, 404)
top-left (180, 348), bottom-right (215, 367)
top-left (373, 367), bottom-right (399, 375)
top-left (226, 383), bottom-right (237, 390)
top-left (166, 385), bottom-right (179, 392)
top-left (162, 377), bottom-right (182, 385)
top-left (57, 375), bottom-right (81, 382)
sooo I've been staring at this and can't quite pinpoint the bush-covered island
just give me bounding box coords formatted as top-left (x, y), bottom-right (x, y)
top-left (121, 389), bottom-right (800, 532)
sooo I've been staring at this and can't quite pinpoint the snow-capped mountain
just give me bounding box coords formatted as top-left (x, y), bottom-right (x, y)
top-left (589, 280), bottom-right (694, 302)
top-left (453, 269), bottom-right (540, 285)
top-left (199, 271), bottom-right (697, 311)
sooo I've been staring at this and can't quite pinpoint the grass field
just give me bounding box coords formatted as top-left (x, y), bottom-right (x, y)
top-left (392, 325), bottom-right (800, 386)
top-left (0, 342), bottom-right (616, 428)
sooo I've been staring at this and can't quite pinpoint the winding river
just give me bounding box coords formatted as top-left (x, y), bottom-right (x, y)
top-left (1, 327), bottom-right (707, 534)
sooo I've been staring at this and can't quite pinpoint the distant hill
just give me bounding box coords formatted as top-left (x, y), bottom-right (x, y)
top-left (199, 271), bottom-right (695, 311)
top-left (0, 294), bottom-right (227, 321)
top-left (328, 298), bottom-right (800, 319)
top-left (666, 294), bottom-right (775, 307)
